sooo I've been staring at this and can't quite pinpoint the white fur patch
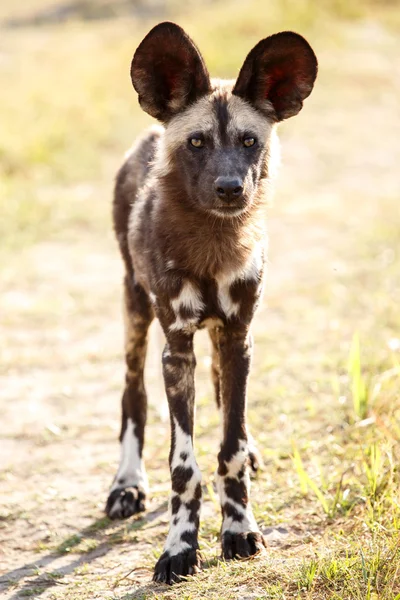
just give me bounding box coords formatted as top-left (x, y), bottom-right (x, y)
top-left (171, 281), bottom-right (204, 314)
top-left (244, 244), bottom-right (264, 282)
top-left (171, 417), bottom-right (202, 503)
top-left (216, 245), bottom-right (264, 318)
top-left (110, 418), bottom-right (148, 494)
top-left (222, 440), bottom-right (249, 477)
top-left (227, 95), bottom-right (274, 139)
top-left (216, 270), bottom-right (241, 318)
top-left (169, 281), bottom-right (204, 332)
top-left (163, 96), bottom-right (219, 153)
top-left (163, 417), bottom-right (202, 556)
top-left (165, 501), bottom-right (196, 557)
top-left (216, 440), bottom-right (259, 535)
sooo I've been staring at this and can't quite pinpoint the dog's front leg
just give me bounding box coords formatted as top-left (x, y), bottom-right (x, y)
top-left (153, 331), bottom-right (202, 584)
top-left (216, 326), bottom-right (266, 559)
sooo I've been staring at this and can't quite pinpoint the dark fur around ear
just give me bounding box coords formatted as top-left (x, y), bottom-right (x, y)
top-left (233, 31), bottom-right (317, 121)
top-left (131, 22), bottom-right (211, 122)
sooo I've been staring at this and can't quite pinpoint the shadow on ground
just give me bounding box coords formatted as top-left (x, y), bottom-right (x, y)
top-left (1, 502), bottom-right (168, 598)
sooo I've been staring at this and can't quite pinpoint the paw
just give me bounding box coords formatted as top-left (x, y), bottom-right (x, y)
top-left (105, 486), bottom-right (146, 519)
top-left (222, 530), bottom-right (266, 560)
top-left (153, 548), bottom-right (202, 585)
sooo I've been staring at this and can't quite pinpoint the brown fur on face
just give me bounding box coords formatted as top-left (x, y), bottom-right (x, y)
top-left (108, 21), bottom-right (317, 585)
top-left (157, 83), bottom-right (275, 218)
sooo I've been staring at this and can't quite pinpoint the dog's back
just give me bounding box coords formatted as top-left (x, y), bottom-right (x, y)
top-left (113, 126), bottom-right (162, 276)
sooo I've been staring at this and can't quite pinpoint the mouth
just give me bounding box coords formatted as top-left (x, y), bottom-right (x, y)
top-left (210, 205), bottom-right (246, 218)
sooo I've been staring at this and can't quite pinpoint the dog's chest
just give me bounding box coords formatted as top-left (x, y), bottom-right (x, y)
top-left (164, 246), bottom-right (265, 333)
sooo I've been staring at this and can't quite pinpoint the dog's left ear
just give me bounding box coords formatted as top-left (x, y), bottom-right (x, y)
top-left (233, 32), bottom-right (317, 121)
top-left (131, 22), bottom-right (211, 122)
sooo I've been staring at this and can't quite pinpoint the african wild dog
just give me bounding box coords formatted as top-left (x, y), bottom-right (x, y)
top-left (106, 22), bottom-right (317, 584)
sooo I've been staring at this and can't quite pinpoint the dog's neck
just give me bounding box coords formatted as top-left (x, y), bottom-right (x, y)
top-left (153, 172), bottom-right (266, 279)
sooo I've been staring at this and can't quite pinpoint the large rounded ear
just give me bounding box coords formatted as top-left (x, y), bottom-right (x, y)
top-left (131, 22), bottom-right (211, 122)
top-left (233, 32), bottom-right (317, 121)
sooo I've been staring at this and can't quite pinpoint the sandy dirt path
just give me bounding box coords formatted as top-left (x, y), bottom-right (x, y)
top-left (1, 21), bottom-right (399, 599)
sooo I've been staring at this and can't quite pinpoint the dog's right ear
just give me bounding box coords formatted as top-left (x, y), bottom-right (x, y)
top-left (233, 32), bottom-right (317, 121)
top-left (131, 22), bottom-right (211, 122)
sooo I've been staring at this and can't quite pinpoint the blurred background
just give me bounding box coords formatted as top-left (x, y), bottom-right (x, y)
top-left (1, 1), bottom-right (400, 598)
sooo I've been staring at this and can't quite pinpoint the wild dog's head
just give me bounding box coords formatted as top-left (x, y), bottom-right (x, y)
top-left (131, 22), bottom-right (317, 218)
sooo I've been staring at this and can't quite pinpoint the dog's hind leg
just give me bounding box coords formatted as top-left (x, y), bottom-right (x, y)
top-left (106, 274), bottom-right (154, 519)
top-left (208, 326), bottom-right (221, 408)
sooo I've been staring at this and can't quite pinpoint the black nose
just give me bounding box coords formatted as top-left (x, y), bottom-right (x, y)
top-left (215, 176), bottom-right (243, 202)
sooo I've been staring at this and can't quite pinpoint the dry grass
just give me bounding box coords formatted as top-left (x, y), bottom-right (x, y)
top-left (1, 1), bottom-right (400, 599)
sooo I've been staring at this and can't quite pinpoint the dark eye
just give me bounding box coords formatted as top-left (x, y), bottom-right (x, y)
top-left (190, 137), bottom-right (204, 148)
top-left (243, 137), bottom-right (256, 148)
